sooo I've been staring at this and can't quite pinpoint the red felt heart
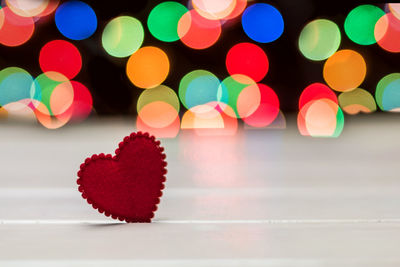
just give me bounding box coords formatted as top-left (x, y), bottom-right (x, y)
top-left (77, 132), bottom-right (167, 223)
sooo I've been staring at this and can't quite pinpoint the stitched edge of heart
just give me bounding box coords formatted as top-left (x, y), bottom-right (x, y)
top-left (76, 131), bottom-right (167, 223)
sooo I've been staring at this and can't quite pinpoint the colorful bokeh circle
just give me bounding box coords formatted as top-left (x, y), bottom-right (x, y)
top-left (226, 42), bottom-right (269, 82)
top-left (376, 73), bottom-right (400, 112)
top-left (126, 46), bottom-right (170, 89)
top-left (299, 19), bottom-right (341, 61)
top-left (148, 1), bottom-right (188, 42)
top-left (241, 3), bottom-right (284, 43)
top-left (178, 9), bottom-right (221, 49)
top-left (102, 16), bottom-right (144, 58)
top-left (55, 0), bottom-right (97, 40)
top-left (179, 70), bottom-right (221, 110)
top-left (344, 5), bottom-right (385, 45)
top-left (323, 49), bottom-right (366, 92)
top-left (0, 7), bottom-right (35, 47)
top-left (39, 40), bottom-right (82, 80)
top-left (338, 88), bottom-right (376, 114)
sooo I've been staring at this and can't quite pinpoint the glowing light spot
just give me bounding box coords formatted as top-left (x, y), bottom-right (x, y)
top-left (241, 3), bottom-right (284, 43)
top-left (55, 0), bottom-right (97, 40)
top-left (181, 103), bottom-right (238, 136)
top-left (178, 9), bottom-right (221, 49)
top-left (375, 12), bottom-right (400, 53)
top-left (6, 0), bottom-right (49, 17)
top-left (33, 72), bottom-right (73, 116)
top-left (126, 46), bottom-right (169, 89)
top-left (192, 0), bottom-right (235, 20)
top-left (37, 0), bottom-right (59, 17)
top-left (102, 16), bottom-right (144, 58)
top-left (299, 83), bottom-right (337, 110)
top-left (218, 74), bottom-right (260, 118)
top-left (0, 100), bottom-right (36, 121)
top-left (39, 40), bottom-right (82, 80)
top-left (323, 49), bottom-right (366, 92)
top-left (148, 1), bottom-right (188, 42)
top-left (0, 67), bottom-right (35, 106)
top-left (338, 88), bottom-right (376, 115)
top-left (226, 42), bottom-right (269, 82)
top-left (298, 98), bottom-right (344, 138)
top-left (376, 73), bottom-right (400, 112)
top-left (344, 5), bottom-right (384, 45)
top-left (0, 7), bottom-right (34, 47)
top-left (137, 85), bottom-right (180, 128)
top-left (137, 114), bottom-right (180, 138)
top-left (179, 70), bottom-right (220, 110)
top-left (66, 81), bottom-right (93, 121)
top-left (299, 19), bottom-right (341, 61)
top-left (138, 101), bottom-right (179, 129)
top-left (49, 81), bottom-right (74, 116)
top-left (388, 3), bottom-right (400, 20)
top-left (224, 0), bottom-right (247, 20)
top-left (34, 101), bottom-right (71, 129)
top-left (242, 84), bottom-right (280, 128)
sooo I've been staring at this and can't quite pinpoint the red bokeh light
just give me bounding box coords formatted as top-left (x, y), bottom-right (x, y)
top-left (226, 42), bottom-right (269, 82)
top-left (39, 40), bottom-right (82, 80)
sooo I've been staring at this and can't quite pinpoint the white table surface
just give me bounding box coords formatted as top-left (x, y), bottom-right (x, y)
top-left (1, 114), bottom-right (400, 266)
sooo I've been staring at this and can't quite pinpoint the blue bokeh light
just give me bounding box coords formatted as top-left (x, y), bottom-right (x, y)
top-left (55, 1), bottom-right (97, 41)
top-left (241, 3), bottom-right (284, 43)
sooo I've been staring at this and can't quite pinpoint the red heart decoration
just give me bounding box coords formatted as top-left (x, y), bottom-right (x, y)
top-left (77, 132), bottom-right (167, 223)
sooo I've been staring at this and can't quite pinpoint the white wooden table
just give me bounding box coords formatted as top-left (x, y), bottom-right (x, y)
top-left (1, 114), bottom-right (400, 266)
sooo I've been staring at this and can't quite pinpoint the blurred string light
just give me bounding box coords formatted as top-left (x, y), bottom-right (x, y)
top-left (0, 7), bottom-right (34, 46)
top-left (136, 85), bottom-right (180, 138)
top-left (375, 12), bottom-right (400, 53)
top-left (147, 1), bottom-right (188, 42)
top-left (226, 42), bottom-right (269, 82)
top-left (0, 67), bottom-right (93, 128)
top-left (192, 0), bottom-right (236, 20)
top-left (388, 3), bottom-right (400, 20)
top-left (179, 70), bottom-right (221, 110)
top-left (298, 19), bottom-right (341, 61)
top-left (102, 16), bottom-right (144, 58)
top-left (178, 9), bottom-right (221, 49)
top-left (126, 46), bottom-right (170, 89)
top-left (181, 102), bottom-right (238, 136)
top-left (344, 5), bottom-right (385, 45)
top-left (0, 67), bottom-right (36, 107)
top-left (137, 85), bottom-right (180, 128)
top-left (323, 49), bottom-right (366, 92)
top-left (6, 0), bottom-right (51, 17)
top-left (338, 88), bottom-right (376, 115)
top-left (55, 0), bottom-right (97, 40)
top-left (241, 3), bottom-right (284, 43)
top-left (376, 73), bottom-right (400, 112)
top-left (0, 0), bottom-right (94, 129)
top-left (298, 83), bottom-right (344, 138)
top-left (39, 40), bottom-right (82, 80)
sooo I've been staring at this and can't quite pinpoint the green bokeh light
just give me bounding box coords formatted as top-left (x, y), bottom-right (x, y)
top-left (376, 73), bottom-right (400, 111)
top-left (338, 88), bottom-right (377, 114)
top-left (179, 70), bottom-right (221, 110)
top-left (298, 19), bottom-right (341, 61)
top-left (34, 72), bottom-right (70, 116)
top-left (102, 16), bottom-right (144, 58)
top-left (344, 4), bottom-right (385, 45)
top-left (147, 1), bottom-right (187, 42)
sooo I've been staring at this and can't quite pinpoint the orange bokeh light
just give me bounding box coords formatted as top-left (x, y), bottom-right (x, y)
top-left (323, 49), bottom-right (366, 92)
top-left (126, 46), bottom-right (170, 89)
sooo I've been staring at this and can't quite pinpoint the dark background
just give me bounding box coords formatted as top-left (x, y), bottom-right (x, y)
top-left (0, 0), bottom-right (395, 115)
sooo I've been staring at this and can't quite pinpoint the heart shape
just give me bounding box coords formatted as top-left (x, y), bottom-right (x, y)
top-left (77, 132), bottom-right (167, 223)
